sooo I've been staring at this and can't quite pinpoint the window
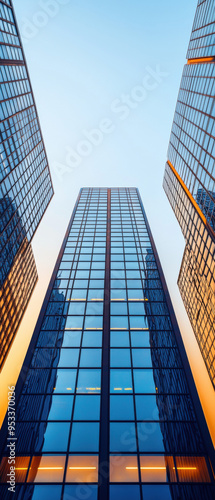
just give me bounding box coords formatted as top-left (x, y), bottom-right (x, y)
top-left (110, 396), bottom-right (134, 420)
top-left (70, 423), bottom-right (99, 452)
top-left (110, 369), bottom-right (133, 393)
top-left (58, 349), bottom-right (79, 367)
top-left (73, 395), bottom-right (100, 420)
top-left (42, 422), bottom-right (70, 452)
top-left (110, 349), bottom-right (131, 368)
top-left (47, 395), bottom-right (74, 420)
top-left (80, 349), bottom-right (102, 367)
top-left (76, 369), bottom-right (101, 393)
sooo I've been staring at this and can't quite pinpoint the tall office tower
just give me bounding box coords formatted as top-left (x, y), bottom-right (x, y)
top-left (0, 188), bottom-right (214, 500)
top-left (0, 0), bottom-right (54, 368)
top-left (163, 0), bottom-right (215, 388)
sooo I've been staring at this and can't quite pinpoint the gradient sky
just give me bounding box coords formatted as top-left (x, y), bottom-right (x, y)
top-left (1, 0), bottom-right (214, 440)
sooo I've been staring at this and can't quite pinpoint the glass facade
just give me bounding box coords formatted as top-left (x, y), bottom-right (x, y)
top-left (0, 188), bottom-right (214, 500)
top-left (163, 0), bottom-right (215, 387)
top-left (0, 0), bottom-right (54, 368)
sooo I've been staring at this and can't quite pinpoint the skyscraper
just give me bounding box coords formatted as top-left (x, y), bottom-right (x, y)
top-left (0, 0), bottom-right (54, 368)
top-left (0, 188), bottom-right (214, 500)
top-left (163, 0), bottom-right (215, 388)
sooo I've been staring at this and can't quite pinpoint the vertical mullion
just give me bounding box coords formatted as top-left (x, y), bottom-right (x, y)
top-left (98, 188), bottom-right (111, 500)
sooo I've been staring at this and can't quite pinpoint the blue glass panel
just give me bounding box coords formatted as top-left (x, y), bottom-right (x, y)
top-left (135, 395), bottom-right (159, 420)
top-left (110, 349), bottom-right (131, 367)
top-left (70, 422), bottom-right (99, 451)
top-left (31, 485), bottom-right (62, 500)
top-left (42, 422), bottom-right (70, 451)
top-left (110, 331), bottom-right (130, 347)
top-left (133, 370), bottom-right (155, 393)
top-left (84, 316), bottom-right (103, 329)
top-left (110, 395), bottom-right (135, 420)
top-left (110, 422), bottom-right (137, 452)
top-left (62, 331), bottom-right (82, 347)
top-left (74, 395), bottom-right (100, 420)
top-left (80, 349), bottom-right (102, 367)
top-left (110, 485), bottom-right (141, 500)
top-left (82, 331), bottom-right (102, 347)
top-left (137, 422), bottom-right (164, 452)
top-left (65, 316), bottom-right (84, 329)
top-left (58, 349), bottom-right (79, 367)
top-left (77, 369), bottom-right (101, 393)
top-left (142, 485), bottom-right (173, 500)
top-left (47, 395), bottom-right (74, 420)
top-left (131, 331), bottom-right (150, 347)
top-left (132, 349), bottom-right (152, 368)
top-left (110, 369), bottom-right (133, 393)
top-left (110, 316), bottom-right (129, 329)
top-left (55, 369), bottom-right (77, 393)
top-left (68, 302), bottom-right (85, 315)
top-left (64, 485), bottom-right (98, 500)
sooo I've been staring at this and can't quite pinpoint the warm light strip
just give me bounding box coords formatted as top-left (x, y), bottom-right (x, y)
top-left (91, 299), bottom-right (103, 301)
top-left (85, 387), bottom-right (101, 390)
top-left (167, 160), bottom-right (215, 240)
top-left (187, 56), bottom-right (215, 65)
top-left (173, 467), bottom-right (197, 471)
top-left (67, 299), bottom-right (86, 301)
top-left (130, 328), bottom-right (149, 331)
top-left (126, 466), bottom-right (197, 471)
top-left (85, 328), bottom-right (102, 330)
top-left (111, 299), bottom-right (125, 301)
top-left (111, 328), bottom-right (128, 330)
top-left (69, 467), bottom-right (97, 470)
top-left (38, 467), bottom-right (64, 470)
top-left (128, 298), bottom-right (148, 301)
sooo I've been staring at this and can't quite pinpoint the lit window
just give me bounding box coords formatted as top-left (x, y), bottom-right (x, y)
top-left (66, 455), bottom-right (98, 483)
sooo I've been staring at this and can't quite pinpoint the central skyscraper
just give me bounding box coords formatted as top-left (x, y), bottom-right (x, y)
top-left (0, 188), bottom-right (214, 500)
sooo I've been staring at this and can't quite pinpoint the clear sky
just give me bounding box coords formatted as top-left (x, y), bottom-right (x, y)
top-left (1, 0), bottom-right (214, 440)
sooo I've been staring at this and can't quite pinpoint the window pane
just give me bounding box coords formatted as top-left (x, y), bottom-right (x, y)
top-left (110, 332), bottom-right (130, 347)
top-left (110, 423), bottom-right (137, 452)
top-left (110, 369), bottom-right (133, 393)
top-left (70, 423), bottom-right (99, 452)
top-left (58, 349), bottom-right (79, 367)
top-left (47, 395), bottom-right (74, 420)
top-left (133, 370), bottom-right (155, 393)
top-left (135, 395), bottom-right (159, 420)
top-left (80, 349), bottom-right (102, 367)
top-left (31, 485), bottom-right (62, 499)
top-left (109, 455), bottom-right (138, 482)
top-left (42, 423), bottom-right (70, 452)
top-left (110, 396), bottom-right (135, 421)
top-left (77, 369), bottom-right (101, 393)
top-left (65, 456), bottom-right (98, 484)
top-left (109, 485), bottom-right (141, 500)
top-left (74, 396), bottom-right (100, 420)
top-left (110, 349), bottom-right (131, 367)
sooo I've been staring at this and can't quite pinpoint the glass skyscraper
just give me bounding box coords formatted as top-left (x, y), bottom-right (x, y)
top-left (0, 0), bottom-right (54, 368)
top-left (163, 0), bottom-right (215, 388)
top-left (0, 188), bottom-right (214, 500)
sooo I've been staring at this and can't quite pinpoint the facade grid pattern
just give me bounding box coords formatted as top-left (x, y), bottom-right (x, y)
top-left (163, 0), bottom-right (215, 387)
top-left (0, 188), bottom-right (214, 500)
top-left (0, 0), bottom-right (53, 368)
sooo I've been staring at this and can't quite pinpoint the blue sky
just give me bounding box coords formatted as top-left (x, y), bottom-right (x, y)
top-left (4, 0), bottom-right (213, 434)
top-left (14, 0), bottom-right (196, 325)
